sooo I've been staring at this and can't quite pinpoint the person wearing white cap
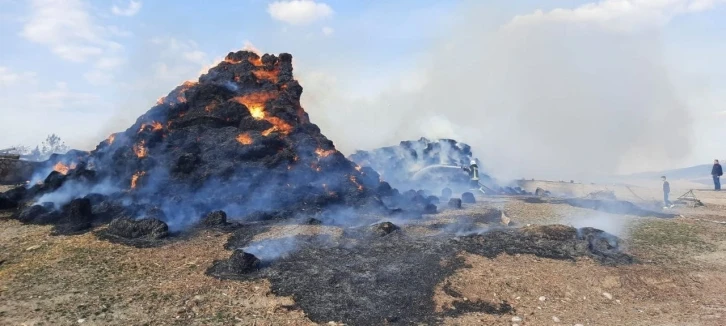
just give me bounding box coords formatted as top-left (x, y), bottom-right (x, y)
top-left (461, 159), bottom-right (480, 189)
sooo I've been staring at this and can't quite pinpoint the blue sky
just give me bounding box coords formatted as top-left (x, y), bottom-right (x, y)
top-left (1, 0), bottom-right (724, 179)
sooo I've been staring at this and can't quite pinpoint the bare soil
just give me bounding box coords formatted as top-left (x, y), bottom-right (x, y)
top-left (2, 182), bottom-right (726, 325)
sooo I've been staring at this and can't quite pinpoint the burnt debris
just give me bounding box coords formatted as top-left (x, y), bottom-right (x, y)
top-left (97, 217), bottom-right (170, 247)
top-left (208, 223), bottom-right (633, 325)
top-left (371, 221), bottom-right (400, 236)
top-left (448, 198), bottom-right (462, 209)
top-left (553, 198), bottom-right (676, 218)
top-left (207, 249), bottom-right (261, 278)
top-left (461, 192), bottom-right (476, 203)
top-left (201, 210), bottom-right (228, 227)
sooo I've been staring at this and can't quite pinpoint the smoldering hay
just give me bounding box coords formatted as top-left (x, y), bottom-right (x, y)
top-left (2, 51), bottom-right (439, 233)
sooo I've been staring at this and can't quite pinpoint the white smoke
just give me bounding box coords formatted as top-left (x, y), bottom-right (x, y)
top-left (300, 2), bottom-right (695, 182)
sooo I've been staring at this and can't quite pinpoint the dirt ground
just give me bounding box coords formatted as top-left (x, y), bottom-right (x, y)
top-left (1, 182), bottom-right (726, 325)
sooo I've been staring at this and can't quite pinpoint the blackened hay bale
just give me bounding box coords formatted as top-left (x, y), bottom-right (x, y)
top-left (106, 217), bottom-right (169, 240)
top-left (448, 198), bottom-right (462, 209)
top-left (461, 192), bottom-right (476, 204)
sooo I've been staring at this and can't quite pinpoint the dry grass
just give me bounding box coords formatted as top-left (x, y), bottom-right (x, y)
top-left (2, 181), bottom-right (726, 325)
top-left (0, 215), bottom-right (314, 326)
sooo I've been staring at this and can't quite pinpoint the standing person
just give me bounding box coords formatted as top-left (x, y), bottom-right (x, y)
top-left (712, 160), bottom-right (723, 191)
top-left (662, 176), bottom-right (673, 208)
top-left (461, 159), bottom-right (480, 189)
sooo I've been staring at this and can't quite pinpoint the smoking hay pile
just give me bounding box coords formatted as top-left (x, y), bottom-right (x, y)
top-left (348, 138), bottom-right (483, 190)
top-left (1, 51), bottom-right (413, 234)
top-left (0, 50), bottom-right (639, 326)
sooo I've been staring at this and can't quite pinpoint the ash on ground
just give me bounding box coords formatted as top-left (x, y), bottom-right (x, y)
top-left (207, 208), bottom-right (634, 326)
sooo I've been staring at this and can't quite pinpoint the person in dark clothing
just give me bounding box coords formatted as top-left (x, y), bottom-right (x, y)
top-left (662, 176), bottom-right (673, 208)
top-left (712, 160), bottom-right (723, 191)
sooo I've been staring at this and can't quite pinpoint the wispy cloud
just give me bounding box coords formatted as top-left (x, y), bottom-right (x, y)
top-left (111, 0), bottom-right (142, 17)
top-left (21, 0), bottom-right (122, 62)
top-left (507, 0), bottom-right (726, 32)
top-left (0, 66), bottom-right (37, 87)
top-left (268, 0), bottom-right (333, 25)
top-left (31, 82), bottom-right (100, 110)
top-left (322, 26), bottom-right (334, 36)
top-left (21, 0), bottom-right (128, 83)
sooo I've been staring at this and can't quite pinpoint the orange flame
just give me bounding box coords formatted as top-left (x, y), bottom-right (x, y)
top-left (139, 121), bottom-right (163, 133)
top-left (53, 162), bottom-right (71, 175)
top-left (349, 176), bottom-right (364, 191)
top-left (156, 97), bottom-right (166, 105)
top-left (315, 148), bottom-right (336, 158)
top-left (248, 57), bottom-right (263, 66)
top-left (253, 69), bottom-right (279, 83)
top-left (225, 57), bottom-right (242, 64)
top-left (131, 171), bottom-right (146, 189)
top-left (232, 91), bottom-right (294, 136)
top-left (236, 133), bottom-right (253, 145)
top-left (249, 106), bottom-right (265, 120)
top-left (204, 102), bottom-right (217, 112)
top-left (232, 92), bottom-right (277, 120)
top-left (106, 134), bottom-right (116, 145)
top-left (261, 117), bottom-right (293, 136)
top-left (133, 140), bottom-right (147, 158)
top-left (248, 56), bottom-right (280, 82)
top-left (176, 81), bottom-right (197, 103)
top-left (355, 165), bottom-right (362, 172)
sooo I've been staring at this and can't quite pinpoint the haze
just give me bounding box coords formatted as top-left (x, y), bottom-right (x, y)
top-left (1, 0), bottom-right (724, 181)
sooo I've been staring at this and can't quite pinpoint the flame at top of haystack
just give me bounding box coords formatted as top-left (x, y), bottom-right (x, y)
top-left (18, 50), bottom-right (397, 230)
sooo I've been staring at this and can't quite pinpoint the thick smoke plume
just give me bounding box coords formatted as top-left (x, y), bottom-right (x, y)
top-left (302, 4), bottom-right (693, 181)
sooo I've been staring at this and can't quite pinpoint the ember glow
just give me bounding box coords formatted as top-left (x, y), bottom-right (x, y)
top-left (248, 57), bottom-right (263, 66)
top-left (315, 148), bottom-right (336, 158)
top-left (249, 106), bottom-right (265, 120)
top-left (261, 117), bottom-right (293, 136)
top-left (176, 81), bottom-right (197, 103)
top-left (133, 140), bottom-right (147, 158)
top-left (252, 69), bottom-right (279, 83)
top-left (233, 92), bottom-right (277, 120)
top-left (225, 57), bottom-right (242, 64)
top-left (322, 183), bottom-right (336, 196)
top-left (52, 162), bottom-right (74, 175)
top-left (130, 171), bottom-right (146, 189)
top-left (204, 102), bottom-right (217, 112)
top-left (349, 176), bottom-right (364, 191)
top-left (232, 92), bottom-right (293, 136)
top-left (236, 133), bottom-right (253, 145)
top-left (139, 121), bottom-right (163, 133)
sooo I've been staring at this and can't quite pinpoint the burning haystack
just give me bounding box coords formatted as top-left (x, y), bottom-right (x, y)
top-left (1, 51), bottom-right (416, 234)
top-left (349, 138), bottom-right (493, 191)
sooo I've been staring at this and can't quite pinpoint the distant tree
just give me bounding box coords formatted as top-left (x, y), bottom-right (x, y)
top-left (2, 145), bottom-right (30, 155)
top-left (29, 146), bottom-right (42, 161)
top-left (4, 134), bottom-right (70, 161)
top-left (40, 134), bottom-right (69, 157)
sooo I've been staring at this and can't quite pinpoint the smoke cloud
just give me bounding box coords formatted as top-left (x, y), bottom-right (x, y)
top-left (300, 3), bottom-right (694, 182)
